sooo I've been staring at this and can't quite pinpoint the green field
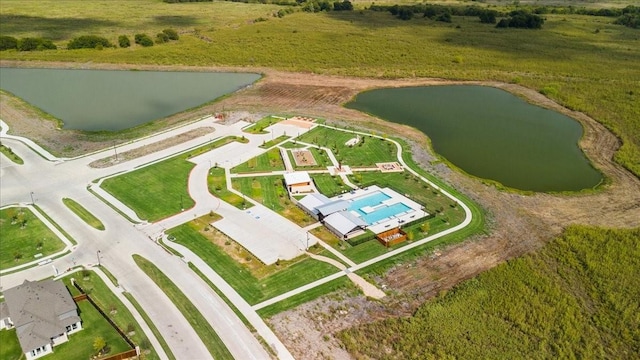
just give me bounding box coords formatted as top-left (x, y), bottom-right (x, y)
top-left (207, 167), bottom-right (253, 209)
top-left (232, 175), bottom-right (316, 226)
top-left (62, 198), bottom-right (105, 230)
top-left (63, 270), bottom-right (158, 360)
top-left (0, 143), bottom-right (23, 165)
top-left (231, 147), bottom-right (285, 173)
top-left (298, 126), bottom-right (397, 167)
top-left (0, 328), bottom-right (22, 360)
top-left (290, 146), bottom-right (333, 170)
top-left (133, 254), bottom-right (234, 360)
top-left (339, 226), bottom-right (640, 358)
top-left (166, 218), bottom-right (340, 305)
top-left (311, 173), bottom-right (347, 196)
top-left (0, 207), bottom-right (66, 270)
top-left (243, 115), bottom-right (283, 134)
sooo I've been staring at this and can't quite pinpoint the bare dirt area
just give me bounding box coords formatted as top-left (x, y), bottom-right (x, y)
top-left (2, 61), bottom-right (639, 359)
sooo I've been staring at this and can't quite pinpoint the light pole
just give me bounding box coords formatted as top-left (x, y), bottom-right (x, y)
top-left (96, 250), bottom-right (101, 266)
top-left (113, 141), bottom-right (118, 161)
top-left (30, 192), bottom-right (35, 205)
top-left (306, 231), bottom-right (310, 250)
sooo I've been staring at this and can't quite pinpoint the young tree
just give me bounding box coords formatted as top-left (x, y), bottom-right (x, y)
top-left (0, 36), bottom-right (18, 51)
top-left (118, 35), bottom-right (130, 48)
top-left (93, 337), bottom-right (106, 355)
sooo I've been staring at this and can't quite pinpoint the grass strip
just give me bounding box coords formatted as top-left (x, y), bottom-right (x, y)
top-left (123, 292), bottom-right (176, 360)
top-left (0, 143), bottom-right (24, 164)
top-left (133, 254), bottom-right (234, 360)
top-left (259, 135), bottom-right (291, 149)
top-left (87, 187), bottom-right (140, 224)
top-left (62, 197), bottom-right (105, 230)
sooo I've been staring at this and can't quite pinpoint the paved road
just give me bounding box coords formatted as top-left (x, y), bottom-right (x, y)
top-left (0, 117), bottom-right (297, 359)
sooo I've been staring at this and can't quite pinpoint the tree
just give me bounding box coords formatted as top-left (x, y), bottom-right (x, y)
top-left (0, 36), bottom-right (18, 51)
top-left (162, 28), bottom-right (179, 40)
top-left (67, 35), bottom-right (113, 49)
top-left (118, 35), bottom-right (130, 48)
top-left (156, 32), bottom-right (169, 44)
top-left (479, 10), bottom-right (497, 24)
top-left (93, 336), bottom-right (106, 355)
top-left (17, 37), bottom-right (56, 51)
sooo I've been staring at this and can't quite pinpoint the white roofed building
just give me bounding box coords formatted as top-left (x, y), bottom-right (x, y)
top-left (283, 171), bottom-right (314, 194)
top-left (324, 211), bottom-right (367, 239)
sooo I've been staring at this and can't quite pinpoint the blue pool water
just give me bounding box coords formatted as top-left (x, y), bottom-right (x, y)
top-left (348, 191), bottom-right (411, 225)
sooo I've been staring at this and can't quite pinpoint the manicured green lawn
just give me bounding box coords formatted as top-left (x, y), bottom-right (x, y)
top-left (62, 198), bottom-right (105, 230)
top-left (167, 221), bottom-right (340, 305)
top-left (312, 173), bottom-right (348, 197)
top-left (259, 135), bottom-right (290, 149)
top-left (231, 147), bottom-right (285, 173)
top-left (232, 175), bottom-right (315, 226)
top-left (207, 167), bottom-right (253, 209)
top-left (133, 255), bottom-right (234, 360)
top-left (62, 270), bottom-right (159, 360)
top-left (50, 301), bottom-right (130, 360)
top-left (0, 207), bottom-right (66, 270)
top-left (101, 136), bottom-right (247, 222)
top-left (297, 126), bottom-right (397, 167)
top-left (0, 143), bottom-right (23, 165)
top-left (243, 115), bottom-right (282, 134)
top-left (0, 328), bottom-right (22, 360)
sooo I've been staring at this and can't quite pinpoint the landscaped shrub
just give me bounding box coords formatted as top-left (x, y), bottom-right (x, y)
top-left (118, 35), bottom-right (130, 48)
top-left (17, 37), bottom-right (57, 51)
top-left (134, 33), bottom-right (154, 47)
top-left (496, 10), bottom-right (544, 29)
top-left (164, 0), bottom-right (212, 3)
top-left (0, 36), bottom-right (18, 51)
top-left (162, 28), bottom-right (179, 40)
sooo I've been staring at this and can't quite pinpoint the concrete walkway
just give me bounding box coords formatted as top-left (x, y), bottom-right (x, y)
top-left (306, 253), bottom-right (385, 300)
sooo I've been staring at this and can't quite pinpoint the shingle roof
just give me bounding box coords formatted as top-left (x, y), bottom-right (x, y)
top-left (4, 279), bottom-right (79, 352)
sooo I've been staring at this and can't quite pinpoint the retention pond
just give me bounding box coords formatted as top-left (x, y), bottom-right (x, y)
top-left (346, 85), bottom-right (602, 192)
top-left (0, 68), bottom-right (260, 131)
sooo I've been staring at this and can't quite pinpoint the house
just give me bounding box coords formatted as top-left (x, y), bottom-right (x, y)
top-left (283, 171), bottom-right (314, 194)
top-left (1, 279), bottom-right (83, 360)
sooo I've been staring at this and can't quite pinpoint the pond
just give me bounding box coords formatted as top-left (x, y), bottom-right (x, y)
top-left (346, 85), bottom-right (602, 192)
top-left (0, 68), bottom-right (261, 131)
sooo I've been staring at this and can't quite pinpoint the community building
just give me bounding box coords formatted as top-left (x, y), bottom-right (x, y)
top-left (283, 171), bottom-right (314, 194)
top-left (0, 279), bottom-right (82, 360)
top-left (298, 185), bottom-right (429, 241)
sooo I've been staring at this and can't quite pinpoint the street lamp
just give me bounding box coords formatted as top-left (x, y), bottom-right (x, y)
top-left (113, 141), bottom-right (118, 161)
top-left (306, 231), bottom-right (310, 250)
top-left (30, 192), bottom-right (35, 205)
top-left (96, 250), bottom-right (101, 266)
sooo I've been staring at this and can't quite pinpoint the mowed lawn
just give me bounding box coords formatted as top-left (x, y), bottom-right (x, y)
top-left (231, 147), bottom-right (285, 173)
top-left (62, 271), bottom-right (159, 360)
top-left (0, 207), bottom-right (66, 270)
top-left (312, 173), bottom-right (347, 197)
top-left (207, 167), bottom-right (253, 209)
top-left (297, 127), bottom-right (397, 167)
top-left (101, 155), bottom-right (194, 222)
top-left (232, 175), bottom-right (315, 226)
top-left (167, 220), bottom-right (339, 305)
top-left (0, 328), bottom-right (22, 360)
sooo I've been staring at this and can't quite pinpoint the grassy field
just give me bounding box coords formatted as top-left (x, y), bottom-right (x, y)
top-left (243, 115), bottom-right (283, 134)
top-left (133, 254), bottom-right (234, 360)
top-left (289, 146), bottom-right (333, 170)
top-left (62, 270), bottom-right (158, 360)
top-left (1, 2), bottom-right (637, 177)
top-left (232, 175), bottom-right (316, 226)
top-left (338, 226), bottom-right (640, 359)
top-left (0, 207), bottom-right (66, 270)
top-left (0, 328), bottom-right (22, 360)
top-left (0, 143), bottom-right (23, 164)
top-left (166, 217), bottom-right (340, 305)
top-left (231, 147), bottom-right (285, 173)
top-left (311, 173), bottom-right (347, 196)
top-left (207, 167), bottom-right (253, 209)
top-left (62, 198), bottom-right (105, 230)
top-left (298, 126), bottom-right (397, 167)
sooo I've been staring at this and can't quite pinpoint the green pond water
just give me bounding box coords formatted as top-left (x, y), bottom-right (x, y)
top-left (0, 68), bottom-right (260, 131)
top-left (346, 86), bottom-right (602, 192)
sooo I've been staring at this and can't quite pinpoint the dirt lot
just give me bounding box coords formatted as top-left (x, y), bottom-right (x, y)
top-left (2, 61), bottom-right (639, 359)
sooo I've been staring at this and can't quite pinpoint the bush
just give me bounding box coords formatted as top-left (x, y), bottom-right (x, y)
top-left (17, 37), bottom-right (57, 51)
top-left (156, 32), bottom-right (170, 44)
top-left (134, 33), bottom-right (154, 47)
top-left (496, 11), bottom-right (544, 29)
top-left (118, 35), bottom-right (130, 48)
top-left (0, 36), bottom-right (18, 51)
top-left (67, 35), bottom-right (113, 49)
top-left (162, 28), bottom-right (179, 40)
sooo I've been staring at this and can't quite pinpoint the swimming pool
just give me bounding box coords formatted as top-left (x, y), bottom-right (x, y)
top-left (348, 191), bottom-right (411, 225)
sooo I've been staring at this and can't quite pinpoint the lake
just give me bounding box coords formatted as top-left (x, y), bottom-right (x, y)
top-left (0, 68), bottom-right (261, 131)
top-left (346, 85), bottom-right (602, 192)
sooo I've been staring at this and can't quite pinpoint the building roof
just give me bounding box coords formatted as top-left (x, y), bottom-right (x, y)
top-left (283, 171), bottom-right (311, 186)
top-left (4, 279), bottom-right (80, 352)
top-left (324, 211), bottom-right (367, 236)
top-left (316, 200), bottom-right (349, 217)
top-left (298, 193), bottom-right (331, 214)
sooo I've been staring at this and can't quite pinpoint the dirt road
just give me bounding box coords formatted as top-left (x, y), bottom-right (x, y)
top-left (2, 61), bottom-right (638, 359)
